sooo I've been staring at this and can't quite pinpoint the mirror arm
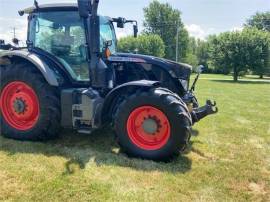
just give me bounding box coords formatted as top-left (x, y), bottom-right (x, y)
top-left (190, 65), bottom-right (204, 92)
top-left (34, 0), bottom-right (39, 9)
top-left (190, 72), bottom-right (200, 92)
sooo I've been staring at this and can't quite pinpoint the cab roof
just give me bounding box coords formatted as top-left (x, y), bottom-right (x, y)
top-left (19, 3), bottom-right (78, 15)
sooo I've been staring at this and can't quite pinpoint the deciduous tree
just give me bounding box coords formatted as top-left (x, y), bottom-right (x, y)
top-left (209, 29), bottom-right (270, 81)
top-left (245, 12), bottom-right (270, 32)
top-left (143, 0), bottom-right (189, 61)
top-left (118, 34), bottom-right (165, 57)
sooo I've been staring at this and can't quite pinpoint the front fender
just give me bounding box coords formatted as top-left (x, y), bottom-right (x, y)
top-left (0, 50), bottom-right (59, 86)
top-left (100, 80), bottom-right (160, 125)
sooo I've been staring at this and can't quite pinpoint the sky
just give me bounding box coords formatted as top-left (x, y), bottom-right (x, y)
top-left (0, 0), bottom-right (269, 43)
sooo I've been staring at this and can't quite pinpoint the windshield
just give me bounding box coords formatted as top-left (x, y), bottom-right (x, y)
top-left (28, 11), bottom-right (117, 81)
top-left (100, 16), bottom-right (117, 54)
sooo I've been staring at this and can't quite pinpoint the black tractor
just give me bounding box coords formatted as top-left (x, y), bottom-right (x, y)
top-left (0, 0), bottom-right (217, 161)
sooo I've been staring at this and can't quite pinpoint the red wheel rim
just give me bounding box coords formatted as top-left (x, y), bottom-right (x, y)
top-left (127, 106), bottom-right (171, 150)
top-left (0, 81), bottom-right (40, 131)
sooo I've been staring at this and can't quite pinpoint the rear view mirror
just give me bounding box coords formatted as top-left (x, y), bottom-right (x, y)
top-left (112, 17), bottom-right (138, 37)
top-left (197, 65), bottom-right (205, 73)
top-left (78, 0), bottom-right (91, 18)
top-left (12, 38), bottom-right (19, 45)
top-left (113, 17), bottom-right (126, 28)
top-left (133, 25), bottom-right (138, 38)
top-left (104, 40), bottom-right (112, 47)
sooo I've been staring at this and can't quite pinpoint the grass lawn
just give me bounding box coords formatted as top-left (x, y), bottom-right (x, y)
top-left (0, 74), bottom-right (269, 201)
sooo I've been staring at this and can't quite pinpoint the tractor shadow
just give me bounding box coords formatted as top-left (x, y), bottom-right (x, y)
top-left (191, 129), bottom-right (199, 137)
top-left (0, 128), bottom-right (193, 175)
top-left (210, 79), bottom-right (270, 85)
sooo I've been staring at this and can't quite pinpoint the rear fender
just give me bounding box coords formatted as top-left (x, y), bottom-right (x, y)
top-left (0, 50), bottom-right (59, 86)
top-left (100, 80), bottom-right (160, 125)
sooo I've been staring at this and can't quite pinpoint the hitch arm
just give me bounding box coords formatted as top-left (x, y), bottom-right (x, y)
top-left (190, 65), bottom-right (204, 92)
top-left (190, 72), bottom-right (200, 92)
top-left (191, 100), bottom-right (218, 123)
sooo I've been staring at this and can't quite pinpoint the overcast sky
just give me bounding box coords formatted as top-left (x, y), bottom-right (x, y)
top-left (0, 0), bottom-right (269, 43)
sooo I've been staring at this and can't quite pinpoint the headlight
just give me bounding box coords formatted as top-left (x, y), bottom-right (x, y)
top-left (179, 79), bottom-right (188, 91)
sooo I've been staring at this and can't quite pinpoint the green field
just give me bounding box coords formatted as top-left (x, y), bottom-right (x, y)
top-left (0, 74), bottom-right (269, 201)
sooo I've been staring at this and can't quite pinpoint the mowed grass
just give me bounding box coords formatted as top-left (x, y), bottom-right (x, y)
top-left (0, 74), bottom-right (269, 201)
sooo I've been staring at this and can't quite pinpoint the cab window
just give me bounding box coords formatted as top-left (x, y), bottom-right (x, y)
top-left (30, 11), bottom-right (89, 81)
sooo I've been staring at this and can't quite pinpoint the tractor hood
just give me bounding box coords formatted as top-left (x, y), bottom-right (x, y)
top-left (108, 53), bottom-right (192, 80)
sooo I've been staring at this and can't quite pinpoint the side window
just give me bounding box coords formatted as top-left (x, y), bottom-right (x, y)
top-left (70, 26), bottom-right (86, 57)
top-left (34, 18), bottom-right (65, 53)
top-left (68, 26), bottom-right (89, 80)
top-left (99, 17), bottom-right (117, 53)
top-left (30, 12), bottom-right (89, 81)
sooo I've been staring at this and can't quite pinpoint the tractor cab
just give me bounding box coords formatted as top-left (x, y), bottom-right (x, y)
top-left (23, 4), bottom-right (117, 81)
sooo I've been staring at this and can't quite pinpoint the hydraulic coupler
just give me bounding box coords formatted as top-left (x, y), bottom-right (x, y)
top-left (191, 100), bottom-right (218, 123)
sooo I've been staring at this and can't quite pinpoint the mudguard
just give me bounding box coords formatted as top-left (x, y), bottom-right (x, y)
top-left (0, 50), bottom-right (59, 86)
top-left (100, 80), bottom-right (160, 125)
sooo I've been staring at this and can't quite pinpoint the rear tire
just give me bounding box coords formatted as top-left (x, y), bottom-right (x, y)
top-left (114, 88), bottom-right (192, 161)
top-left (0, 63), bottom-right (61, 141)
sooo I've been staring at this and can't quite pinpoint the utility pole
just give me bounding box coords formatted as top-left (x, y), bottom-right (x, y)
top-left (175, 22), bottom-right (180, 62)
top-left (11, 27), bottom-right (16, 39)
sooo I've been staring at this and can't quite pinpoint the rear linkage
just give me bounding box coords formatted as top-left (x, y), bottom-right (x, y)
top-left (183, 65), bottom-right (218, 124)
top-left (191, 100), bottom-right (218, 123)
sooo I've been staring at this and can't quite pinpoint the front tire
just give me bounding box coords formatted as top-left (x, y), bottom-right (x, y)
top-left (114, 88), bottom-right (192, 161)
top-left (0, 63), bottom-right (61, 140)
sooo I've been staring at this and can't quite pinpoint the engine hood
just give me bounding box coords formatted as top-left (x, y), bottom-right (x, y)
top-left (108, 53), bottom-right (192, 80)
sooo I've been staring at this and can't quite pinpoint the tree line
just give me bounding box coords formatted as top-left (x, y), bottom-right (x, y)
top-left (118, 1), bottom-right (270, 81)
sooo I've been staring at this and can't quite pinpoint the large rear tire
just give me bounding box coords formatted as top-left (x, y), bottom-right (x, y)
top-left (0, 63), bottom-right (61, 140)
top-left (114, 88), bottom-right (192, 161)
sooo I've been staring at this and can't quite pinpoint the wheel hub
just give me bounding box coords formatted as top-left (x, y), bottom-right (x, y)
top-left (142, 116), bottom-right (161, 135)
top-left (13, 98), bottom-right (27, 114)
top-left (127, 106), bottom-right (171, 150)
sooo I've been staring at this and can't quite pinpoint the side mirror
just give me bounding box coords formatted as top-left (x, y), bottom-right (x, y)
top-left (133, 24), bottom-right (138, 38)
top-left (104, 40), bottom-right (112, 47)
top-left (197, 65), bottom-right (204, 73)
top-left (12, 38), bottom-right (19, 45)
top-left (103, 40), bottom-right (113, 58)
top-left (114, 17), bottom-right (126, 28)
top-left (78, 0), bottom-right (91, 18)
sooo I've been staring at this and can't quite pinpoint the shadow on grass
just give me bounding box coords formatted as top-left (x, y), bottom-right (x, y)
top-left (210, 79), bottom-right (270, 85)
top-left (243, 76), bottom-right (270, 80)
top-left (0, 128), bottom-right (192, 174)
top-left (191, 129), bottom-right (200, 137)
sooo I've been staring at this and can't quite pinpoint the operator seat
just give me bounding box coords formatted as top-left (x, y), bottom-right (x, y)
top-left (51, 34), bottom-right (78, 80)
top-left (51, 34), bottom-right (73, 57)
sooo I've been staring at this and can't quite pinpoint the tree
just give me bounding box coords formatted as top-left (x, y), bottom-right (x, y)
top-left (118, 34), bottom-right (165, 57)
top-left (184, 52), bottom-right (198, 68)
top-left (196, 39), bottom-right (211, 70)
top-left (244, 28), bottom-right (270, 78)
top-left (208, 28), bottom-right (270, 81)
top-left (210, 32), bottom-right (248, 80)
top-left (143, 0), bottom-right (189, 61)
top-left (245, 12), bottom-right (270, 32)
top-left (117, 36), bottom-right (137, 53)
top-left (184, 37), bottom-right (198, 67)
